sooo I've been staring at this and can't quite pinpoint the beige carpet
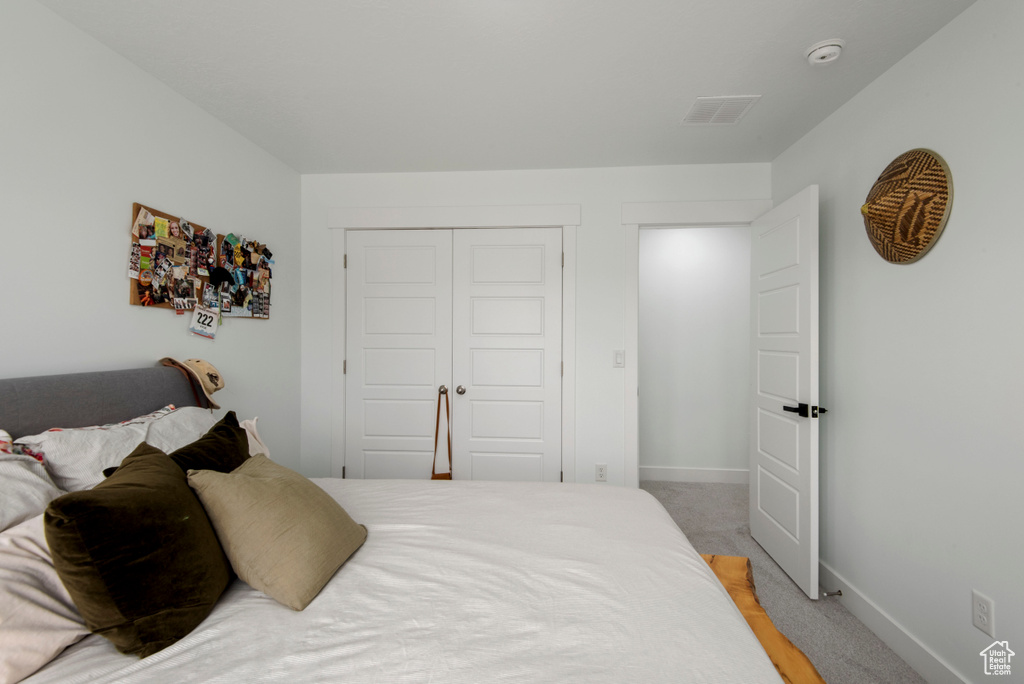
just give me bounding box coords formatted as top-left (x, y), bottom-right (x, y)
top-left (642, 481), bottom-right (927, 684)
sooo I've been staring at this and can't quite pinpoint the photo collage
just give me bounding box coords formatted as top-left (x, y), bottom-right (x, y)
top-left (128, 203), bottom-right (273, 338)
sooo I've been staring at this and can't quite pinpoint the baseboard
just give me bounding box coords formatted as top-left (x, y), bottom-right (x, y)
top-left (818, 562), bottom-right (969, 684)
top-left (638, 465), bottom-right (748, 484)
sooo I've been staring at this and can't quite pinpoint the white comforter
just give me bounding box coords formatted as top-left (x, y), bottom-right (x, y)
top-left (27, 480), bottom-right (781, 683)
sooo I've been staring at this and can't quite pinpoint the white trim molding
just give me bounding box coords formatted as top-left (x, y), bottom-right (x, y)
top-left (622, 199), bottom-right (771, 487)
top-left (818, 562), bottom-right (969, 684)
top-left (330, 204), bottom-right (581, 230)
top-left (622, 199), bottom-right (772, 227)
top-left (330, 204), bottom-right (579, 483)
top-left (639, 466), bottom-right (749, 484)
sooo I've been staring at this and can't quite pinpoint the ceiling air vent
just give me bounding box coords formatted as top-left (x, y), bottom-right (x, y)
top-left (682, 96), bottom-right (761, 125)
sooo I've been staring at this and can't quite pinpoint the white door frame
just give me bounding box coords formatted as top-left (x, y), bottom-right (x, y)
top-left (329, 204), bottom-right (579, 481)
top-left (621, 200), bottom-right (773, 487)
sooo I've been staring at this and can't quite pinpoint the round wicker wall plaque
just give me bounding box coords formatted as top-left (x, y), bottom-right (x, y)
top-left (861, 148), bottom-right (952, 263)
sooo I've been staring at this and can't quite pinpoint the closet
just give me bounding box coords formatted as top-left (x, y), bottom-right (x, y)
top-left (344, 228), bottom-right (562, 481)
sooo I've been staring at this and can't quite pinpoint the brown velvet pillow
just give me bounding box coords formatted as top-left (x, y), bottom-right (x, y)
top-left (44, 443), bottom-right (232, 657)
top-left (167, 410), bottom-right (249, 473)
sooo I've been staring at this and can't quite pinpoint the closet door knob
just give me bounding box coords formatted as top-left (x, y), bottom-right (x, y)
top-left (455, 385), bottom-right (466, 395)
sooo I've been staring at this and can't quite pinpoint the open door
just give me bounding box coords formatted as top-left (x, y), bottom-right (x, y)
top-left (749, 185), bottom-right (820, 600)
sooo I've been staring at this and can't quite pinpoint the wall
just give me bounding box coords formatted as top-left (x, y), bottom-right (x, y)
top-left (772, 0), bottom-right (1023, 680)
top-left (0, 1), bottom-right (302, 467)
top-left (301, 165), bottom-right (771, 481)
top-left (638, 227), bottom-right (751, 481)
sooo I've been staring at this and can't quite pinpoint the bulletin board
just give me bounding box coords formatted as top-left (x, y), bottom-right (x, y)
top-left (215, 233), bottom-right (274, 319)
top-left (129, 203), bottom-right (216, 310)
top-left (128, 203), bottom-right (274, 330)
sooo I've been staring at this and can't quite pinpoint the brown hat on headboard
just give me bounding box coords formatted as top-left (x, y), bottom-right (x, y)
top-left (159, 358), bottom-right (224, 409)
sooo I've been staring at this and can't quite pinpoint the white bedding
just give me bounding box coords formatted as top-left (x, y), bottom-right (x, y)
top-left (26, 480), bottom-right (781, 683)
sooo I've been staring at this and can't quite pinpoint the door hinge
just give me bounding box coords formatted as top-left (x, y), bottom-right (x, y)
top-left (342, 466), bottom-right (346, 479)
top-left (343, 360), bottom-right (346, 374)
top-left (343, 254), bottom-right (347, 268)
top-left (560, 471), bottom-right (563, 482)
top-left (562, 252), bottom-right (564, 268)
top-left (561, 361), bottom-right (563, 377)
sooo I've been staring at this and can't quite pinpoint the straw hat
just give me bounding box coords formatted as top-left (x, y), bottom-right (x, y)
top-left (861, 148), bottom-right (953, 264)
top-left (159, 358), bottom-right (224, 409)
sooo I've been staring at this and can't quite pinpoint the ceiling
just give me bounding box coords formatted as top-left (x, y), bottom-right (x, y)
top-left (38, 0), bottom-right (975, 174)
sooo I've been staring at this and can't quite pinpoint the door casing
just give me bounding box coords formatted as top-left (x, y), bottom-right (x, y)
top-left (621, 199), bottom-right (774, 487)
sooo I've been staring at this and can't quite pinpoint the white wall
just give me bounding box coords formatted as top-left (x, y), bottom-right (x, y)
top-left (772, 0), bottom-right (1023, 680)
top-left (638, 227), bottom-right (751, 481)
top-left (301, 165), bottom-right (770, 480)
top-left (0, 1), bottom-right (302, 467)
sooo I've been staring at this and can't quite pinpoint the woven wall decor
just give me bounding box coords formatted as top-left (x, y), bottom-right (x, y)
top-left (861, 148), bottom-right (953, 263)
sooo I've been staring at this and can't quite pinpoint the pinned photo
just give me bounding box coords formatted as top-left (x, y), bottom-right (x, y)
top-left (174, 277), bottom-right (195, 300)
top-left (154, 216), bottom-right (170, 238)
top-left (156, 236), bottom-right (188, 264)
top-left (132, 207), bottom-right (155, 238)
top-left (128, 243), bottom-right (141, 279)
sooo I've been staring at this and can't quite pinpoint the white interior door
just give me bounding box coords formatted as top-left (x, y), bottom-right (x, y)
top-left (749, 185), bottom-right (820, 599)
top-left (346, 228), bottom-right (562, 482)
top-left (451, 228), bottom-right (562, 482)
top-left (345, 230), bottom-right (452, 479)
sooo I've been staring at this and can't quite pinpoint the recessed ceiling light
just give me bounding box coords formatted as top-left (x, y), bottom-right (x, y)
top-left (806, 39), bottom-right (845, 66)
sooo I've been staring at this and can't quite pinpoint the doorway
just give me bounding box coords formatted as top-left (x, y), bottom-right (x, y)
top-left (638, 226), bottom-right (751, 483)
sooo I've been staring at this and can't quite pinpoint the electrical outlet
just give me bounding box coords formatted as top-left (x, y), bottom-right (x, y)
top-left (972, 589), bottom-right (995, 638)
top-left (595, 464), bottom-right (608, 482)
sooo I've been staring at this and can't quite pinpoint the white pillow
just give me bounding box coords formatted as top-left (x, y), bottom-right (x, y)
top-left (1, 429), bottom-right (65, 533)
top-left (144, 406), bottom-right (223, 453)
top-left (240, 417), bottom-right (270, 457)
top-left (147, 409), bottom-right (269, 458)
top-left (0, 515), bottom-right (89, 684)
top-left (0, 456), bottom-right (64, 533)
top-left (14, 406), bottom-right (175, 492)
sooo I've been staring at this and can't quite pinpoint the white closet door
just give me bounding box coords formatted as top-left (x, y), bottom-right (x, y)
top-left (345, 230), bottom-right (452, 479)
top-left (451, 228), bottom-right (562, 482)
top-left (749, 185), bottom-right (820, 599)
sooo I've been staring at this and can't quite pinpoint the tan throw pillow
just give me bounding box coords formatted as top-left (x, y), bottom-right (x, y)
top-left (187, 455), bottom-right (366, 611)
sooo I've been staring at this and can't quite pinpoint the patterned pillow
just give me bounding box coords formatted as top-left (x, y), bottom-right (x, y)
top-left (14, 406), bottom-right (175, 492)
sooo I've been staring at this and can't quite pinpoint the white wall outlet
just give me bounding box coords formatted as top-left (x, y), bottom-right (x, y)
top-left (972, 589), bottom-right (996, 638)
top-left (595, 464), bottom-right (608, 482)
top-left (612, 349), bottom-right (625, 368)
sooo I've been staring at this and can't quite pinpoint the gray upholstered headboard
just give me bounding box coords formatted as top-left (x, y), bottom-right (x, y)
top-left (0, 366), bottom-right (208, 439)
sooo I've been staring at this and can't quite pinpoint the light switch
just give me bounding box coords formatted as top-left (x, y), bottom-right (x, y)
top-left (613, 349), bottom-right (625, 368)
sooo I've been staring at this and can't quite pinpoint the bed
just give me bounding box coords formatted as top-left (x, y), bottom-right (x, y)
top-left (0, 366), bottom-right (783, 683)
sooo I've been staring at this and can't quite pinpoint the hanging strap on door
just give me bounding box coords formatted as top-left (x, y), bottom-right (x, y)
top-left (431, 384), bottom-right (452, 480)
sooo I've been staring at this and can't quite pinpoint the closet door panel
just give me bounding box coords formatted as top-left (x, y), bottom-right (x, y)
top-left (451, 228), bottom-right (562, 482)
top-left (345, 230), bottom-right (452, 479)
